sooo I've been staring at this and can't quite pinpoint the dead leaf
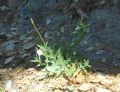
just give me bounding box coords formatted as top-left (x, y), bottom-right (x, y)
top-left (71, 73), bottom-right (85, 84)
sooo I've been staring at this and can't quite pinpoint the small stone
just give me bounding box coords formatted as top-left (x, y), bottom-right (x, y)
top-left (46, 18), bottom-right (51, 25)
top-left (60, 26), bottom-right (65, 33)
top-left (88, 75), bottom-right (100, 83)
top-left (11, 32), bottom-right (19, 36)
top-left (20, 35), bottom-right (26, 40)
top-left (101, 79), bottom-right (112, 85)
top-left (8, 68), bottom-right (13, 71)
top-left (27, 68), bottom-right (35, 72)
top-left (6, 34), bottom-right (13, 38)
top-left (44, 32), bottom-right (52, 40)
top-left (11, 28), bottom-right (16, 31)
top-left (79, 83), bottom-right (95, 91)
top-left (85, 47), bottom-right (95, 52)
top-left (66, 85), bottom-right (74, 91)
top-left (96, 72), bottom-right (107, 81)
top-left (96, 88), bottom-right (111, 92)
top-left (101, 58), bottom-right (106, 63)
top-left (4, 56), bottom-right (15, 65)
top-left (26, 36), bottom-right (33, 41)
top-left (5, 80), bottom-right (13, 91)
top-left (33, 72), bottom-right (48, 81)
top-left (11, 89), bottom-right (17, 92)
top-left (96, 50), bottom-right (104, 55)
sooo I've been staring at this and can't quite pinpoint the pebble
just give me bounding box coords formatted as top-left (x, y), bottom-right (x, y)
top-left (5, 80), bottom-right (13, 91)
top-left (46, 18), bottom-right (51, 25)
top-left (79, 83), bottom-right (95, 91)
top-left (96, 50), bottom-right (104, 55)
top-left (4, 56), bottom-right (15, 65)
top-left (101, 79), bottom-right (113, 85)
top-left (11, 28), bottom-right (16, 31)
top-left (60, 26), bottom-right (65, 33)
top-left (27, 68), bottom-right (36, 72)
top-left (88, 75), bottom-right (100, 83)
top-left (85, 47), bottom-right (95, 52)
top-left (26, 36), bottom-right (33, 41)
top-left (101, 58), bottom-right (106, 63)
top-left (96, 72), bottom-right (107, 81)
top-left (33, 72), bottom-right (48, 81)
top-left (66, 85), bottom-right (74, 91)
top-left (96, 88), bottom-right (111, 92)
top-left (44, 32), bottom-right (52, 40)
top-left (10, 89), bottom-right (17, 92)
top-left (20, 35), bottom-right (26, 40)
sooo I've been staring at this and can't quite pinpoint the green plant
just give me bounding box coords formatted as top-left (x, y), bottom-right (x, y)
top-left (33, 43), bottom-right (76, 76)
top-left (72, 17), bottom-right (89, 47)
top-left (31, 18), bottom-right (91, 76)
top-left (79, 59), bottom-right (91, 72)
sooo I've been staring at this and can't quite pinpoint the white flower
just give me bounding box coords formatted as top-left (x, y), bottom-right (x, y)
top-left (37, 49), bottom-right (43, 56)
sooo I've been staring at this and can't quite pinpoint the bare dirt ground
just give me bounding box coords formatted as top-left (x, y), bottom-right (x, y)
top-left (1, 67), bottom-right (120, 92)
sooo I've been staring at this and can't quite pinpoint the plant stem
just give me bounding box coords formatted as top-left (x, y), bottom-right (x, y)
top-left (30, 18), bottom-right (45, 44)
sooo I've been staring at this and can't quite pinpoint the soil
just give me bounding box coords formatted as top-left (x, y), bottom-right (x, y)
top-left (0, 0), bottom-right (120, 92)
